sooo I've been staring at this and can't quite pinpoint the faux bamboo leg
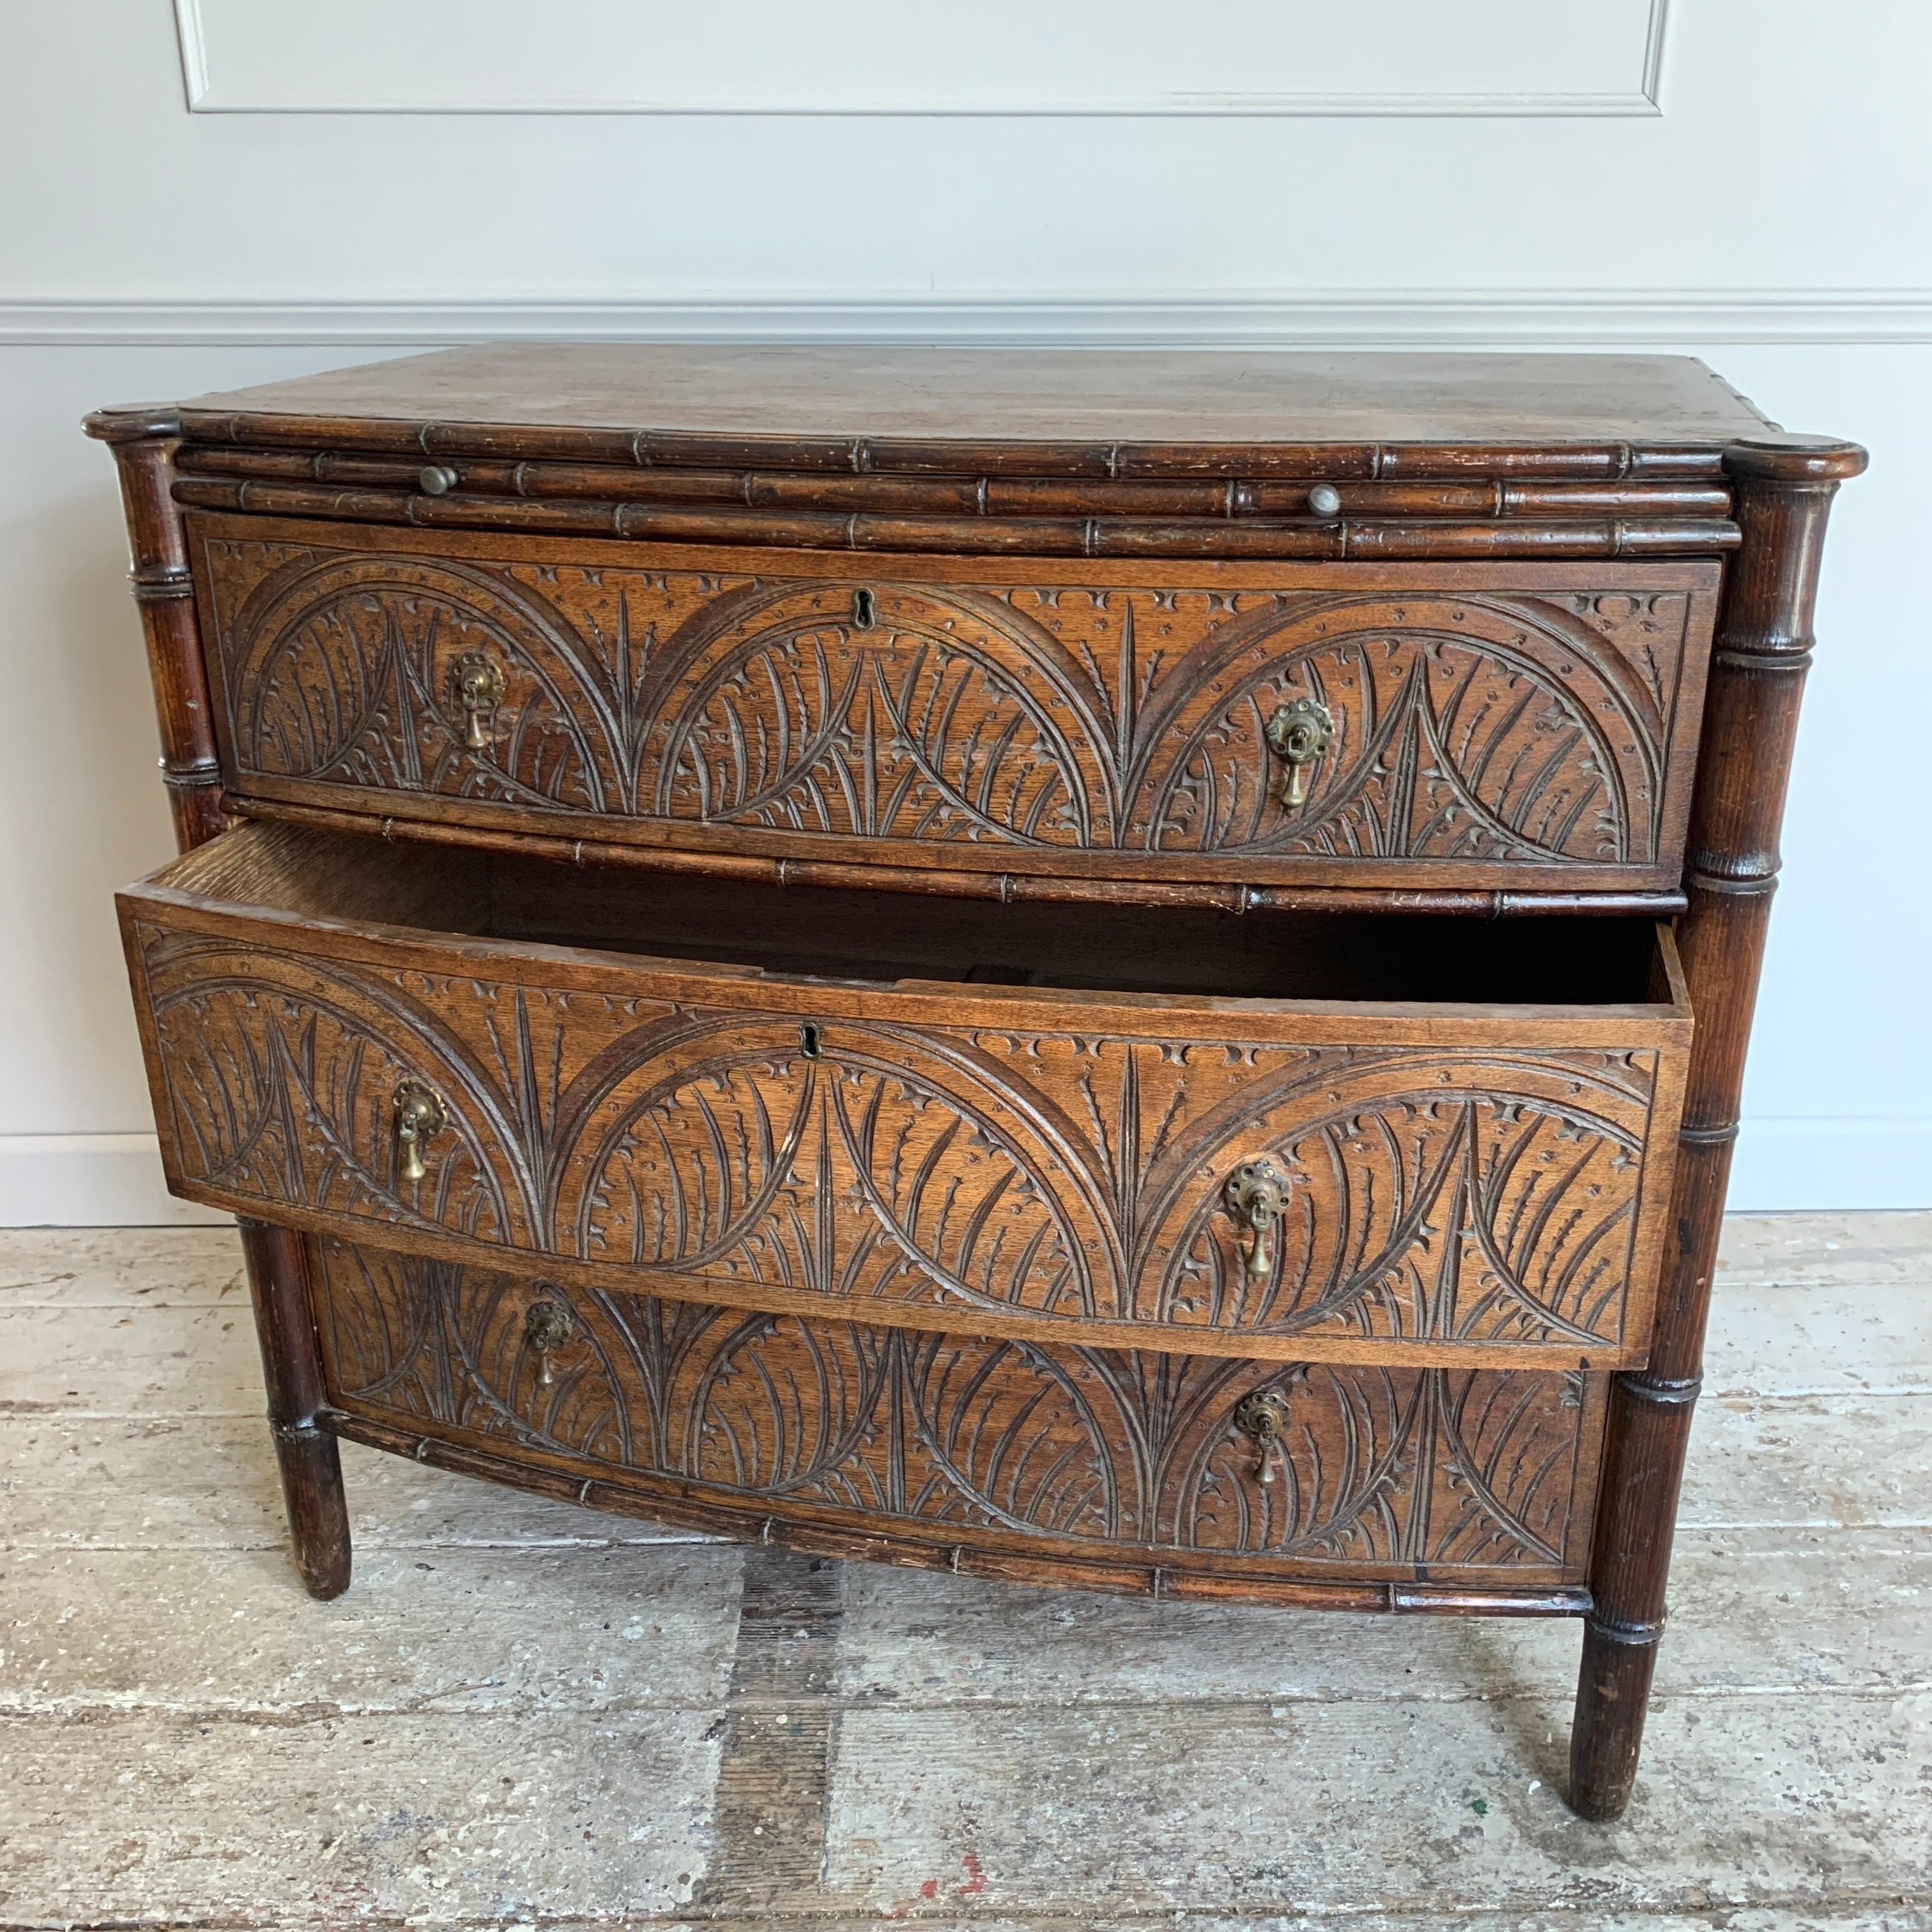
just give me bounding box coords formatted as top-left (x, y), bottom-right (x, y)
top-left (88, 409), bottom-right (352, 1597)
top-left (238, 1220), bottom-right (352, 1599)
top-left (84, 407), bottom-right (227, 849)
top-left (1568, 434), bottom-right (1866, 1820)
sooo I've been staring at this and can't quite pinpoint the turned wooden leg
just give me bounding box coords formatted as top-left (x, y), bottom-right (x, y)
top-left (238, 1218), bottom-right (351, 1599)
top-left (1569, 1350), bottom-right (1705, 1817)
top-left (1567, 436), bottom-right (1865, 1820)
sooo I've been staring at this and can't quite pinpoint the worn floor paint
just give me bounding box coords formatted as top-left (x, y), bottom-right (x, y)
top-left (0, 1215), bottom-right (1928, 1928)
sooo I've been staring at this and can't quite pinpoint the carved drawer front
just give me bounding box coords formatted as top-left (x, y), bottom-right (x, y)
top-left (121, 822), bottom-right (1690, 1368)
top-left (191, 514), bottom-right (1721, 894)
top-left (312, 1237), bottom-right (1606, 1599)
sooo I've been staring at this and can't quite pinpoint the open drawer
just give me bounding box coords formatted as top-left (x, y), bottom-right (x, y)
top-left (119, 822), bottom-right (1690, 1367)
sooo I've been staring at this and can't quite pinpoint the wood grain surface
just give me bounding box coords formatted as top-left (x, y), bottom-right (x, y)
top-left (118, 822), bottom-right (1689, 1367)
top-left (190, 516), bottom-right (1720, 894)
top-left (83, 353), bottom-right (1867, 1823)
top-left (171, 344), bottom-right (1773, 459)
top-left (312, 1236), bottom-right (1607, 1596)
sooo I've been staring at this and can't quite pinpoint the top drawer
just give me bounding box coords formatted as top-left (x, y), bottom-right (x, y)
top-left (190, 514), bottom-right (1719, 895)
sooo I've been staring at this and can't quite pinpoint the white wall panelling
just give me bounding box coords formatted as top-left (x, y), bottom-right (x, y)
top-left (175, 0), bottom-right (1670, 118)
top-left (5, 289), bottom-right (1932, 348)
top-left (0, 1), bottom-right (1927, 1220)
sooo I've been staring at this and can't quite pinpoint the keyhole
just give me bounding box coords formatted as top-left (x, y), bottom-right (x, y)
top-left (799, 1023), bottom-right (822, 1059)
top-left (851, 588), bottom-right (876, 631)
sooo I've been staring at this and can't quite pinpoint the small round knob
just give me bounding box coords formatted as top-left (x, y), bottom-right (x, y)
top-left (1307, 483), bottom-right (1343, 518)
top-left (419, 465), bottom-right (459, 496)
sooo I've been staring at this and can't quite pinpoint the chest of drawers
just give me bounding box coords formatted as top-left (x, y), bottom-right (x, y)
top-left (89, 346), bottom-right (1862, 1819)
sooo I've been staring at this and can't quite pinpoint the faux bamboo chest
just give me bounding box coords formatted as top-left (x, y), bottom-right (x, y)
top-left (89, 346), bottom-right (1862, 1819)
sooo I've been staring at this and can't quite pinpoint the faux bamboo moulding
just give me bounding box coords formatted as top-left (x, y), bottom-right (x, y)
top-left (87, 346), bottom-right (1864, 1822)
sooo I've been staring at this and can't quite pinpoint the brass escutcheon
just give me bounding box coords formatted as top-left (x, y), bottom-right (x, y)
top-left (1232, 1388), bottom-right (1296, 1485)
top-left (1264, 696), bottom-right (1335, 810)
top-left (1220, 1158), bottom-right (1288, 1280)
top-left (524, 1300), bottom-right (575, 1386)
top-left (391, 1078), bottom-right (445, 1186)
top-left (452, 650), bottom-right (506, 751)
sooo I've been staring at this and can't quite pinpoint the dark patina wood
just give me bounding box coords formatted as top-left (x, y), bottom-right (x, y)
top-left (84, 407), bottom-right (228, 850)
top-left (169, 344), bottom-right (1772, 469)
top-left (310, 1236), bottom-right (1607, 1600)
top-left (118, 820), bottom-right (1691, 1370)
top-left (185, 516), bottom-right (1720, 897)
top-left (1568, 434), bottom-right (1866, 1819)
top-left (85, 407), bottom-right (354, 1603)
top-left (91, 348), bottom-right (1862, 1814)
top-left (238, 1218), bottom-right (351, 1600)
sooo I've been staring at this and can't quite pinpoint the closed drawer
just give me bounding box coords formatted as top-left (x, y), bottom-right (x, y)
top-left (190, 514), bottom-right (1719, 895)
top-left (121, 822), bottom-right (1689, 1367)
top-left (312, 1236), bottom-right (1604, 1601)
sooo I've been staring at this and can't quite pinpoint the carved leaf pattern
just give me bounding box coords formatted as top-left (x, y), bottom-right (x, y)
top-left (138, 923), bottom-right (1661, 1352)
top-left (314, 1239), bottom-right (1590, 1576)
top-left (201, 538), bottom-right (1698, 873)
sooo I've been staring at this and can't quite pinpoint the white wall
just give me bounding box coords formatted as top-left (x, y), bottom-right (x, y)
top-left (0, 0), bottom-right (1926, 1222)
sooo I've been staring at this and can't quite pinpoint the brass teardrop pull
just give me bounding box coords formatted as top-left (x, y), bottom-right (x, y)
top-left (1232, 1390), bottom-right (1294, 1486)
top-left (452, 650), bottom-right (506, 751)
top-left (1264, 697), bottom-right (1334, 811)
top-left (524, 1300), bottom-right (574, 1387)
top-left (391, 1078), bottom-right (445, 1186)
top-left (1220, 1158), bottom-right (1287, 1280)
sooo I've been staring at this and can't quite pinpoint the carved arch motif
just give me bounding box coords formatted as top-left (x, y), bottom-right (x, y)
top-left (645, 581), bottom-right (1101, 845)
top-left (313, 1243), bottom-right (1590, 1575)
top-left (552, 1016), bottom-right (1101, 1320)
top-left (139, 931), bottom-right (531, 1245)
top-left (137, 921), bottom-right (1662, 1353)
top-left (1133, 594), bottom-right (1664, 862)
top-left (201, 537), bottom-right (1696, 873)
top-left (215, 548), bottom-right (645, 812)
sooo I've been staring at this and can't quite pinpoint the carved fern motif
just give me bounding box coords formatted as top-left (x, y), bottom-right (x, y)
top-left (204, 540), bottom-right (1692, 870)
top-left (139, 924), bottom-right (1660, 1351)
top-left (314, 1241), bottom-right (1588, 1573)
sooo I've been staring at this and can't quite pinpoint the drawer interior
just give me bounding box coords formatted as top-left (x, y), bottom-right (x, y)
top-left (171, 820), bottom-right (1680, 1011)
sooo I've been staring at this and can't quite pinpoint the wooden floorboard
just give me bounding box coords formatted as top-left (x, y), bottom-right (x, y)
top-left (0, 1214), bottom-right (1928, 1928)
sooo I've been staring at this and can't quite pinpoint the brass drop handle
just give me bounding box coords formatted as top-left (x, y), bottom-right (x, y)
top-left (1264, 697), bottom-right (1334, 811)
top-left (392, 1078), bottom-right (446, 1186)
top-left (524, 1300), bottom-right (574, 1386)
top-left (1232, 1390), bottom-right (1294, 1486)
top-left (1221, 1158), bottom-right (1287, 1280)
top-left (452, 649), bottom-right (506, 751)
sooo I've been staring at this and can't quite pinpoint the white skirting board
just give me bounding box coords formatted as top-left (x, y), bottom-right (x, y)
top-left (0, 1124), bottom-right (1921, 1228)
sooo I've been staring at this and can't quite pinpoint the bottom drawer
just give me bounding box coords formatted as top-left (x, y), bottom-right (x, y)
top-left (311, 1236), bottom-right (1605, 1610)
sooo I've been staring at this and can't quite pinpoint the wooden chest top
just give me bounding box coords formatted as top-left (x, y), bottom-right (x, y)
top-left (172, 346), bottom-right (1775, 476)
